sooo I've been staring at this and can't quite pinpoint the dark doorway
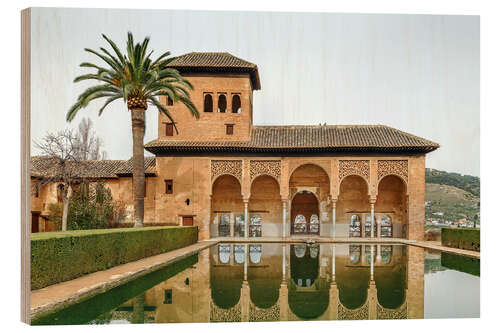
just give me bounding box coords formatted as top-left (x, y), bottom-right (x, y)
top-left (291, 192), bottom-right (320, 235)
top-left (31, 212), bottom-right (40, 233)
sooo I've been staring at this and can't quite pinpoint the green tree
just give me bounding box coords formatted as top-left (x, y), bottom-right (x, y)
top-left (67, 32), bottom-right (198, 227)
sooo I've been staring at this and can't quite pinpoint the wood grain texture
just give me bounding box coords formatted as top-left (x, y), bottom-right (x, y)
top-left (21, 7), bottom-right (31, 325)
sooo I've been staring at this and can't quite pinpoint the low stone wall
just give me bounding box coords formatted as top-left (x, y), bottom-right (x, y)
top-left (441, 227), bottom-right (480, 252)
top-left (31, 226), bottom-right (198, 290)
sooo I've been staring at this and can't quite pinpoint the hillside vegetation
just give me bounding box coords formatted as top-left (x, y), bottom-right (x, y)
top-left (425, 169), bottom-right (480, 224)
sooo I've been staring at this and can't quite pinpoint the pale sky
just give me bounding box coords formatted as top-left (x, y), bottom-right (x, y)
top-left (30, 8), bottom-right (479, 176)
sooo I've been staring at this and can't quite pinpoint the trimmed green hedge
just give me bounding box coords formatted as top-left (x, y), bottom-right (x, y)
top-left (441, 252), bottom-right (480, 277)
top-left (441, 227), bottom-right (480, 252)
top-left (31, 226), bottom-right (198, 290)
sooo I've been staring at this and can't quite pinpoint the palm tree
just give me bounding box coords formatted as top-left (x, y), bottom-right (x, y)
top-left (67, 32), bottom-right (198, 227)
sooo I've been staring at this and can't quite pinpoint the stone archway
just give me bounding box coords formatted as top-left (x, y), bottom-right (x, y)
top-left (211, 175), bottom-right (243, 237)
top-left (291, 192), bottom-right (320, 235)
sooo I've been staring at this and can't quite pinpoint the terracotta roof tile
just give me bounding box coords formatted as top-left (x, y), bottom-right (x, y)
top-left (168, 52), bottom-right (261, 90)
top-left (115, 156), bottom-right (156, 175)
top-left (30, 156), bottom-right (157, 179)
top-left (144, 125), bottom-right (439, 154)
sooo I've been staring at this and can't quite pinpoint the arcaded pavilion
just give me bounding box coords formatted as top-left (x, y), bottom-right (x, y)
top-left (30, 52), bottom-right (439, 241)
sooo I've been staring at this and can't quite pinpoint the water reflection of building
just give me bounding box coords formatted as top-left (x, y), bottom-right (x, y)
top-left (141, 243), bottom-right (425, 323)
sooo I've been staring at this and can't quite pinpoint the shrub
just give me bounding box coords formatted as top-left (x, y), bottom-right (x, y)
top-left (31, 226), bottom-right (198, 290)
top-left (441, 228), bottom-right (480, 252)
top-left (441, 252), bottom-right (480, 277)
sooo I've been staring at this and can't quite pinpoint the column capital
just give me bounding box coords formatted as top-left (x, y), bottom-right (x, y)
top-left (243, 198), bottom-right (250, 204)
top-left (369, 197), bottom-right (377, 205)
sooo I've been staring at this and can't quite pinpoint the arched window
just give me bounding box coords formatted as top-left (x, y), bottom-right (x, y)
top-left (218, 215), bottom-right (230, 237)
top-left (234, 244), bottom-right (245, 264)
top-left (381, 245), bottom-right (392, 264)
top-left (380, 215), bottom-right (393, 238)
top-left (349, 245), bottom-right (361, 265)
top-left (249, 214), bottom-right (262, 237)
top-left (235, 214), bottom-right (245, 237)
top-left (204, 94), bottom-right (213, 112)
top-left (218, 244), bottom-right (231, 264)
top-left (364, 215), bottom-right (377, 237)
top-left (349, 215), bottom-right (361, 237)
top-left (310, 214), bottom-right (319, 234)
top-left (294, 214), bottom-right (307, 234)
top-left (250, 244), bottom-right (262, 264)
top-left (232, 94), bottom-right (241, 113)
top-left (218, 94), bottom-right (227, 113)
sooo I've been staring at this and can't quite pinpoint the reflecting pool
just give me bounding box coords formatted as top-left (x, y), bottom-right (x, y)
top-left (32, 243), bottom-right (479, 325)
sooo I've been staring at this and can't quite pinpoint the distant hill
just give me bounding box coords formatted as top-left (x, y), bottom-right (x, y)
top-left (426, 168), bottom-right (480, 197)
top-left (425, 168), bottom-right (480, 224)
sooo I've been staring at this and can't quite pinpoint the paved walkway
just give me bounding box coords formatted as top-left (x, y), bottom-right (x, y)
top-left (400, 240), bottom-right (480, 259)
top-left (30, 240), bottom-right (216, 321)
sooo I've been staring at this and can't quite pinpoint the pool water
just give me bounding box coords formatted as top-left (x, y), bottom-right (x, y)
top-left (32, 243), bottom-right (479, 325)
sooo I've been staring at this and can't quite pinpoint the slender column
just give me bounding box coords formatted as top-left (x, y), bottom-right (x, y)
top-left (244, 199), bottom-right (249, 238)
top-left (370, 202), bottom-right (375, 238)
top-left (332, 200), bottom-right (337, 238)
top-left (282, 244), bottom-right (286, 280)
top-left (331, 244), bottom-right (336, 280)
top-left (282, 199), bottom-right (287, 239)
top-left (244, 244), bottom-right (248, 280)
top-left (370, 245), bottom-right (374, 279)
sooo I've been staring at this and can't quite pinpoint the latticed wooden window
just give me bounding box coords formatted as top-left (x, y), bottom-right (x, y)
top-left (165, 179), bottom-right (173, 194)
top-left (226, 124), bottom-right (234, 135)
top-left (165, 123), bottom-right (174, 136)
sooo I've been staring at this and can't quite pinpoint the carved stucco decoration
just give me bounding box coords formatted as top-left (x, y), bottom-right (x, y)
top-left (376, 302), bottom-right (408, 320)
top-left (377, 160), bottom-right (408, 183)
top-left (210, 299), bottom-right (242, 322)
top-left (338, 160), bottom-right (370, 183)
top-left (211, 160), bottom-right (243, 183)
top-left (249, 302), bottom-right (280, 322)
top-left (250, 160), bottom-right (281, 183)
top-left (337, 301), bottom-right (369, 320)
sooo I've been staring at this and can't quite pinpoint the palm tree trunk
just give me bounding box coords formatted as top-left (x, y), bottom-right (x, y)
top-left (61, 185), bottom-right (69, 231)
top-left (131, 109), bottom-right (145, 228)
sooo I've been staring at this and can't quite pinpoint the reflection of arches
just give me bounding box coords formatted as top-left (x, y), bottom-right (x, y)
top-left (210, 247), bottom-right (243, 309)
top-left (336, 258), bottom-right (370, 309)
top-left (234, 245), bottom-right (245, 264)
top-left (288, 244), bottom-right (329, 319)
top-left (249, 244), bottom-right (262, 264)
top-left (374, 249), bottom-right (407, 309)
top-left (291, 192), bottom-right (319, 235)
top-left (248, 244), bottom-right (281, 309)
top-left (375, 175), bottom-right (406, 238)
top-left (381, 245), bottom-right (392, 264)
top-left (218, 244), bottom-right (231, 264)
top-left (349, 245), bottom-right (361, 265)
